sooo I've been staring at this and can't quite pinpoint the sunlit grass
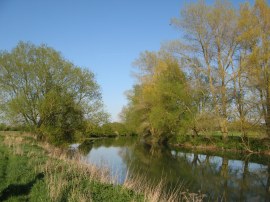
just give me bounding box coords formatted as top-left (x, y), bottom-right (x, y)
top-left (123, 172), bottom-right (206, 202)
top-left (0, 132), bottom-right (204, 202)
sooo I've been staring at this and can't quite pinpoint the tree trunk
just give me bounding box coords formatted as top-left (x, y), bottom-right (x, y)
top-left (220, 117), bottom-right (228, 141)
top-left (266, 164), bottom-right (270, 201)
top-left (240, 159), bottom-right (249, 201)
top-left (266, 84), bottom-right (270, 138)
top-left (221, 157), bottom-right (229, 201)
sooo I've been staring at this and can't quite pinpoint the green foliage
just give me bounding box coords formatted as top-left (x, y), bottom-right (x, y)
top-left (85, 121), bottom-right (133, 137)
top-left (85, 122), bottom-right (103, 137)
top-left (0, 42), bottom-right (108, 144)
top-left (105, 122), bottom-right (131, 136)
top-left (171, 134), bottom-right (270, 152)
top-left (122, 52), bottom-right (193, 144)
top-left (38, 89), bottom-right (85, 145)
top-left (125, 0), bottom-right (270, 141)
top-left (0, 123), bottom-right (30, 132)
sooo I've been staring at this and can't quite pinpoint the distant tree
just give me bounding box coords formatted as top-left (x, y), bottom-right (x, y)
top-left (108, 122), bottom-right (129, 136)
top-left (0, 42), bottom-right (108, 144)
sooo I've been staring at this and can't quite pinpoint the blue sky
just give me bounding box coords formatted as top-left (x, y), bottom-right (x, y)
top-left (0, 0), bottom-right (260, 121)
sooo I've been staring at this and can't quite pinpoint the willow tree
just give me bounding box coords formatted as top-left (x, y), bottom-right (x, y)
top-left (122, 52), bottom-right (192, 144)
top-left (0, 42), bottom-right (107, 143)
top-left (171, 0), bottom-right (239, 140)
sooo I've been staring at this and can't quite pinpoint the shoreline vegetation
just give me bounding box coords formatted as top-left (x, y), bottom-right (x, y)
top-left (82, 134), bottom-right (270, 156)
top-left (169, 134), bottom-right (270, 156)
top-left (2, 122), bottom-right (270, 156)
top-left (79, 131), bottom-right (270, 156)
top-left (0, 131), bottom-right (205, 202)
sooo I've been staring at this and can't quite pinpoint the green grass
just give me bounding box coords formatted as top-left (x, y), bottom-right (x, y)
top-left (0, 132), bottom-right (205, 202)
top-left (0, 132), bottom-right (143, 202)
top-left (208, 130), bottom-right (265, 138)
top-left (0, 134), bottom-right (48, 201)
top-left (172, 132), bottom-right (270, 153)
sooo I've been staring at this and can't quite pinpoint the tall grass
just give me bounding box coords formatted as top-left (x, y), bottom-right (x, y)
top-left (3, 135), bottom-right (24, 156)
top-left (1, 132), bottom-right (205, 201)
top-left (38, 137), bottom-right (205, 201)
top-left (123, 172), bottom-right (205, 202)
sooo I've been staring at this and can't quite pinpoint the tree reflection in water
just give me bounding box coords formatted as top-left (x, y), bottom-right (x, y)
top-left (81, 137), bottom-right (270, 201)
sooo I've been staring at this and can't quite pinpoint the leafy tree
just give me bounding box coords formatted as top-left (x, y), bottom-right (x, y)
top-left (0, 42), bottom-right (108, 144)
top-left (238, 0), bottom-right (270, 137)
top-left (123, 0), bottom-right (270, 146)
top-left (122, 52), bottom-right (192, 144)
top-left (170, 0), bottom-right (239, 140)
top-left (38, 88), bottom-right (85, 144)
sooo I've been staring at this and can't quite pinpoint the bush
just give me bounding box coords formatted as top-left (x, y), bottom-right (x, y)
top-left (38, 91), bottom-right (86, 145)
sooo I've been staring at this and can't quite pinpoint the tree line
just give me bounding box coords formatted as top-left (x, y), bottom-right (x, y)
top-left (121, 0), bottom-right (270, 145)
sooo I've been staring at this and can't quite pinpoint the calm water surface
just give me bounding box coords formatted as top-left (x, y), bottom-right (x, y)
top-left (76, 137), bottom-right (270, 201)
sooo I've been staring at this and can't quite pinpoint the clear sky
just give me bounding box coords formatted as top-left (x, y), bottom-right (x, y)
top-left (0, 0), bottom-right (261, 121)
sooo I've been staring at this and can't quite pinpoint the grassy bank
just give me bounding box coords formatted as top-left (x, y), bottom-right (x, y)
top-left (170, 134), bottom-right (270, 155)
top-left (0, 132), bottom-right (204, 202)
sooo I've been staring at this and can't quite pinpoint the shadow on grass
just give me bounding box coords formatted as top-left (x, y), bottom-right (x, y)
top-left (0, 173), bottom-right (44, 201)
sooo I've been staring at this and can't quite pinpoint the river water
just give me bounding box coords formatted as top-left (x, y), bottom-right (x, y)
top-left (76, 137), bottom-right (270, 201)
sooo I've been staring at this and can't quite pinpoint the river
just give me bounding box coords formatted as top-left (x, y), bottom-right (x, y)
top-left (74, 137), bottom-right (270, 201)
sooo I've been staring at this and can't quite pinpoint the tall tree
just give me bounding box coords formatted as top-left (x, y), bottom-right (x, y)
top-left (171, 0), bottom-right (239, 140)
top-left (238, 0), bottom-right (270, 137)
top-left (122, 52), bottom-right (192, 144)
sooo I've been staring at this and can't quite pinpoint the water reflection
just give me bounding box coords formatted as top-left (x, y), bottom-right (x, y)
top-left (79, 137), bottom-right (270, 201)
top-left (78, 140), bottom-right (93, 155)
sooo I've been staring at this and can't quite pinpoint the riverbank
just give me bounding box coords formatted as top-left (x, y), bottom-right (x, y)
top-left (0, 131), bottom-right (204, 202)
top-left (169, 135), bottom-right (270, 156)
top-left (0, 132), bottom-right (143, 201)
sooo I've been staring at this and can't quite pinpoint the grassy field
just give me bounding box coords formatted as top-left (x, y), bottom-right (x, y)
top-left (0, 131), bottom-right (203, 202)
